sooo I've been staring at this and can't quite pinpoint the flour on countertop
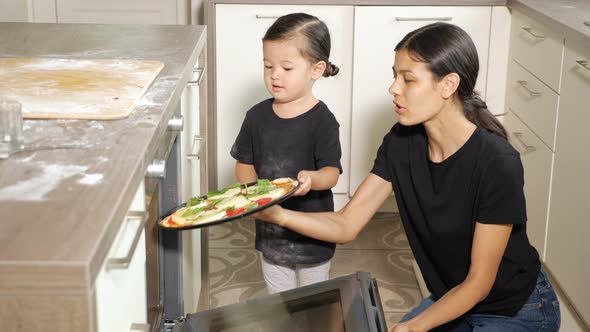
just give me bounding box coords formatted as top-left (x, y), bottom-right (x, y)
top-left (77, 173), bottom-right (104, 186)
top-left (0, 163), bottom-right (88, 201)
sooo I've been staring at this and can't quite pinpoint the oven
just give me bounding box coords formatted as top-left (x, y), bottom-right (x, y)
top-left (144, 56), bottom-right (209, 332)
top-left (144, 130), bottom-right (185, 332)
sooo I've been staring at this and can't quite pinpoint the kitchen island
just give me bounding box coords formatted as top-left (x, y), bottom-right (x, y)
top-left (0, 23), bottom-right (206, 331)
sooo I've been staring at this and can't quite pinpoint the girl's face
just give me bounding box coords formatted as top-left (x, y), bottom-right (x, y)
top-left (262, 37), bottom-right (324, 103)
top-left (389, 49), bottom-right (447, 126)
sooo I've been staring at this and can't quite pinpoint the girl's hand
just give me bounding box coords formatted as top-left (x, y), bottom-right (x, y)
top-left (294, 170), bottom-right (312, 196)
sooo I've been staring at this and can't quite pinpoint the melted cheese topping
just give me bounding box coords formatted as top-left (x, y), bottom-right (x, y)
top-left (208, 187), bottom-right (241, 200)
top-left (216, 195), bottom-right (250, 209)
top-left (248, 187), bottom-right (285, 202)
top-left (194, 209), bottom-right (227, 223)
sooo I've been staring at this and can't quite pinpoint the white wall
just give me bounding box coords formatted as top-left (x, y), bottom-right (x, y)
top-left (0, 0), bottom-right (30, 22)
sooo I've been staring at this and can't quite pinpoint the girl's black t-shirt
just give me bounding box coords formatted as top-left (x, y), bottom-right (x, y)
top-left (231, 98), bottom-right (342, 265)
top-left (371, 123), bottom-right (540, 316)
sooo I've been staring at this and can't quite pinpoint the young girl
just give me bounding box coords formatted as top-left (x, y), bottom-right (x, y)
top-left (255, 22), bottom-right (561, 331)
top-left (230, 13), bottom-right (342, 294)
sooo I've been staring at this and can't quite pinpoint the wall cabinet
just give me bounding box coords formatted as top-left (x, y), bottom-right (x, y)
top-left (350, 6), bottom-right (492, 194)
top-left (214, 4), bottom-right (353, 195)
top-left (545, 40), bottom-right (590, 328)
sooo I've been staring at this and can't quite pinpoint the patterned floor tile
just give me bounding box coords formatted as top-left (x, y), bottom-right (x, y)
top-left (208, 248), bottom-right (267, 308)
top-left (331, 249), bottom-right (421, 313)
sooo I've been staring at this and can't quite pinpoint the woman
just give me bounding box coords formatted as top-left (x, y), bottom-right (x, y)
top-left (256, 23), bottom-right (561, 331)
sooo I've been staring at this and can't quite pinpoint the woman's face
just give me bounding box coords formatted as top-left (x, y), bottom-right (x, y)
top-left (389, 49), bottom-right (446, 126)
top-left (262, 37), bottom-right (321, 103)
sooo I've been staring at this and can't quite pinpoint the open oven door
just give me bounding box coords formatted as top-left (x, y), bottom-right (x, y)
top-left (171, 271), bottom-right (388, 332)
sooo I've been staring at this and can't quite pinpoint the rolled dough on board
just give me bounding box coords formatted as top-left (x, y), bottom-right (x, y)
top-left (0, 58), bottom-right (164, 120)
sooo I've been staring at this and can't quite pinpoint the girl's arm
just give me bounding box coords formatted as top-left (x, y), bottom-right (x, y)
top-left (255, 173), bottom-right (393, 244)
top-left (235, 161), bottom-right (257, 184)
top-left (295, 166), bottom-right (340, 196)
top-left (395, 222), bottom-right (513, 332)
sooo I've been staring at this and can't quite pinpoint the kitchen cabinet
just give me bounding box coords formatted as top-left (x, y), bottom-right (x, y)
top-left (350, 6), bottom-right (492, 194)
top-left (95, 181), bottom-right (148, 332)
top-left (179, 55), bottom-right (209, 314)
top-left (504, 11), bottom-right (564, 260)
top-left (214, 4), bottom-right (353, 195)
top-left (545, 40), bottom-right (590, 328)
top-left (25, 0), bottom-right (188, 24)
top-left (502, 112), bottom-right (552, 256)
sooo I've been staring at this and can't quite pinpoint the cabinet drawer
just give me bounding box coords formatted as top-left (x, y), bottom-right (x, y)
top-left (509, 11), bottom-right (564, 92)
top-left (503, 112), bottom-right (552, 258)
top-left (95, 181), bottom-right (148, 332)
top-left (506, 60), bottom-right (558, 150)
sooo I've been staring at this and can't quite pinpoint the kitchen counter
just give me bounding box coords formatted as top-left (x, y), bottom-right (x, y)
top-left (0, 22), bottom-right (205, 326)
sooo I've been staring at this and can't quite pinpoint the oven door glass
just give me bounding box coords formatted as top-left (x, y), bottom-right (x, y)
top-left (172, 271), bottom-right (387, 332)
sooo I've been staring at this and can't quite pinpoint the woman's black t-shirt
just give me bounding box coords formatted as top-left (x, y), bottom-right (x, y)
top-left (371, 123), bottom-right (540, 316)
top-left (231, 98), bottom-right (342, 265)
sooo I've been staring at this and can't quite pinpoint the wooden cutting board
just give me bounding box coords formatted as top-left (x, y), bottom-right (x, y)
top-left (0, 58), bottom-right (164, 120)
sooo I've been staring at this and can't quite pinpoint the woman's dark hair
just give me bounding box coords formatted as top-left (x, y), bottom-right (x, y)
top-left (395, 22), bottom-right (507, 140)
top-left (263, 13), bottom-right (339, 77)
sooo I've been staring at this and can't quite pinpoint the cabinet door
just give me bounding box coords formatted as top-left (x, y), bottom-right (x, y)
top-left (546, 42), bottom-right (590, 327)
top-left (503, 112), bottom-right (552, 258)
top-left (350, 6), bottom-right (491, 194)
top-left (215, 5), bottom-right (353, 193)
top-left (57, 0), bottom-right (178, 24)
top-left (95, 182), bottom-right (148, 332)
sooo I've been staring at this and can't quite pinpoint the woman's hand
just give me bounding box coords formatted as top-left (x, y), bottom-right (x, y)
top-left (389, 322), bottom-right (424, 332)
top-left (293, 170), bottom-right (312, 196)
top-left (252, 204), bottom-right (285, 225)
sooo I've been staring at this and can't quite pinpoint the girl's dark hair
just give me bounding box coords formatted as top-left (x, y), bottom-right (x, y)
top-left (395, 22), bottom-right (507, 140)
top-left (263, 13), bottom-right (339, 77)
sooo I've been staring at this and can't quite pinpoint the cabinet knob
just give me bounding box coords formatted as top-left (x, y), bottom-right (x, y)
top-left (146, 160), bottom-right (166, 178)
top-left (167, 115), bottom-right (184, 131)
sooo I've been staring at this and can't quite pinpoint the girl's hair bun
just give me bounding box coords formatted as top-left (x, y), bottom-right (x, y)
top-left (324, 62), bottom-right (339, 77)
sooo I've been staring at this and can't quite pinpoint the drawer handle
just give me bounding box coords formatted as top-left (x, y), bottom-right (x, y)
top-left (395, 17), bottom-right (452, 22)
top-left (576, 60), bottom-right (590, 71)
top-left (256, 14), bottom-right (280, 19)
top-left (130, 323), bottom-right (150, 332)
top-left (517, 80), bottom-right (541, 97)
top-left (521, 27), bottom-right (545, 39)
top-left (513, 132), bottom-right (536, 153)
top-left (187, 135), bottom-right (203, 160)
top-left (107, 211), bottom-right (149, 270)
top-left (187, 67), bottom-right (205, 87)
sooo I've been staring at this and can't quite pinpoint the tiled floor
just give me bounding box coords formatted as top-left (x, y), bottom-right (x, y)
top-left (206, 212), bottom-right (422, 328)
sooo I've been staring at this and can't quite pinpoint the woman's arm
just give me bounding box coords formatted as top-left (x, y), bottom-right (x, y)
top-left (256, 173), bottom-right (393, 244)
top-left (396, 222), bottom-right (512, 332)
top-left (294, 166), bottom-right (340, 196)
top-left (235, 161), bottom-right (257, 184)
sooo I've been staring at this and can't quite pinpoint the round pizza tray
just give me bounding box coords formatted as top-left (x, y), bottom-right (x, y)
top-left (158, 180), bottom-right (300, 231)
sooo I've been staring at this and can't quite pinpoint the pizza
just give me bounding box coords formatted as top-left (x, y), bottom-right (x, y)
top-left (160, 177), bottom-right (298, 228)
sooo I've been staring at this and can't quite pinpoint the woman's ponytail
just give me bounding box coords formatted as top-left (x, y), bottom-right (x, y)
top-left (462, 92), bottom-right (507, 140)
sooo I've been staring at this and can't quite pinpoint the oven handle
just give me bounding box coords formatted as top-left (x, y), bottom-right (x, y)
top-left (107, 211), bottom-right (149, 270)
